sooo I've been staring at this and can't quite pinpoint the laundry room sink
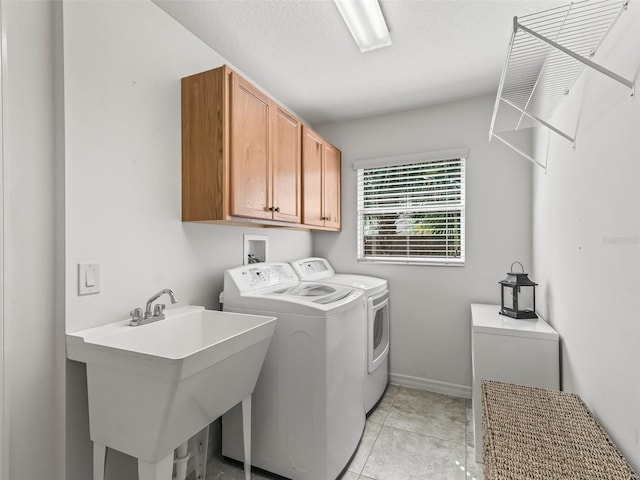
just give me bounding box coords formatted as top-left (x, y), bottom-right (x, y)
top-left (66, 305), bottom-right (276, 465)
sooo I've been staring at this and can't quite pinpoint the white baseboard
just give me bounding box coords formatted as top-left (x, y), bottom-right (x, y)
top-left (389, 373), bottom-right (471, 399)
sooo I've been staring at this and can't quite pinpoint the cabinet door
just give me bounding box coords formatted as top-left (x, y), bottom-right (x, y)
top-left (323, 143), bottom-right (341, 230)
top-left (301, 128), bottom-right (325, 227)
top-left (230, 73), bottom-right (272, 220)
top-left (272, 106), bottom-right (301, 223)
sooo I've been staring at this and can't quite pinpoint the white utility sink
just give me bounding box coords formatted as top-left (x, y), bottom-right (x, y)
top-left (66, 305), bottom-right (276, 480)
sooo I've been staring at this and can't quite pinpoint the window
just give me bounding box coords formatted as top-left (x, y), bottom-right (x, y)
top-left (355, 149), bottom-right (467, 265)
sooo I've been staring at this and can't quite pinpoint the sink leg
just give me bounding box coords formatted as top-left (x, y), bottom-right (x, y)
top-left (138, 452), bottom-right (173, 480)
top-left (242, 395), bottom-right (251, 480)
top-left (93, 442), bottom-right (107, 480)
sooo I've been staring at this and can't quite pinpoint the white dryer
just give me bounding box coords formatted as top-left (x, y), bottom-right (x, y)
top-left (291, 257), bottom-right (390, 413)
top-left (221, 262), bottom-right (366, 480)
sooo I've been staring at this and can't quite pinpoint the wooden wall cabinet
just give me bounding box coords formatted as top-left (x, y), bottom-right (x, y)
top-left (182, 66), bottom-right (301, 225)
top-left (301, 126), bottom-right (341, 231)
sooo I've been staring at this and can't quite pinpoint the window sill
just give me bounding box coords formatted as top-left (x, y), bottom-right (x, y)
top-left (357, 258), bottom-right (465, 267)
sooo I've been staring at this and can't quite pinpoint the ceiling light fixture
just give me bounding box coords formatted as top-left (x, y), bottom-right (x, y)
top-left (333, 0), bottom-right (391, 53)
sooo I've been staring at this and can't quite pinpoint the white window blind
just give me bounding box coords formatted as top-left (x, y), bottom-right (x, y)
top-left (356, 152), bottom-right (466, 265)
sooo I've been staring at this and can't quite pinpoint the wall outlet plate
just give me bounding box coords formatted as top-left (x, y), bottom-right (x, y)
top-left (78, 263), bottom-right (100, 295)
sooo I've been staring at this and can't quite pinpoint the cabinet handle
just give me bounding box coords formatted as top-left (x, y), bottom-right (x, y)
top-left (267, 207), bottom-right (274, 212)
top-left (274, 207), bottom-right (280, 213)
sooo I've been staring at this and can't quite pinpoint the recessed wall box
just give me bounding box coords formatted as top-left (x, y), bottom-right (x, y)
top-left (243, 235), bottom-right (268, 265)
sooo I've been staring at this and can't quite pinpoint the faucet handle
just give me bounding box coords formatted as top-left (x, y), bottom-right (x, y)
top-left (129, 308), bottom-right (143, 325)
top-left (153, 303), bottom-right (166, 317)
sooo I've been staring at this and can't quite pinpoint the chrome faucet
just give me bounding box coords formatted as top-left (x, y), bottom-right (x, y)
top-left (145, 288), bottom-right (178, 318)
top-left (129, 288), bottom-right (178, 326)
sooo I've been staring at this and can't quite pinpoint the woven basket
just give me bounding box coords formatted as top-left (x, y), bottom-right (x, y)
top-left (482, 380), bottom-right (638, 480)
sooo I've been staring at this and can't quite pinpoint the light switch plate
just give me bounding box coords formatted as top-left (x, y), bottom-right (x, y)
top-left (78, 263), bottom-right (100, 295)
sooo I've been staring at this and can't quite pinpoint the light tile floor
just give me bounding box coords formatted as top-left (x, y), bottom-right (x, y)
top-left (206, 385), bottom-right (484, 480)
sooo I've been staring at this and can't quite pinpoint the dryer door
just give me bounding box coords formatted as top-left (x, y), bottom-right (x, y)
top-left (368, 291), bottom-right (390, 373)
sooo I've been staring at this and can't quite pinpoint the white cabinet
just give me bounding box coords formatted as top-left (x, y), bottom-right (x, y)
top-left (471, 303), bottom-right (559, 462)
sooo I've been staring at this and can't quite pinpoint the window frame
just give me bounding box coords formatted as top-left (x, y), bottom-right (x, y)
top-left (354, 148), bottom-right (468, 266)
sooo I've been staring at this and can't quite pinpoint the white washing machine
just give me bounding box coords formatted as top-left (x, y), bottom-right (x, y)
top-left (221, 262), bottom-right (366, 480)
top-left (290, 258), bottom-right (390, 413)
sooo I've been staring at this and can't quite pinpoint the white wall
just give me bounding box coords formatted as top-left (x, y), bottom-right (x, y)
top-left (2, 0), bottom-right (65, 479)
top-left (63, 2), bottom-right (312, 479)
top-left (19, 0), bottom-right (638, 476)
top-left (315, 96), bottom-right (533, 394)
top-left (532, 4), bottom-right (640, 470)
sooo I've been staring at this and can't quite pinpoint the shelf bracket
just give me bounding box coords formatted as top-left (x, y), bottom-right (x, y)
top-left (492, 133), bottom-right (547, 171)
top-left (499, 97), bottom-right (575, 145)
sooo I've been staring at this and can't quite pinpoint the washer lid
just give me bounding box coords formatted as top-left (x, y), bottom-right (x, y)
top-left (291, 258), bottom-right (388, 295)
top-left (327, 274), bottom-right (388, 296)
top-left (270, 282), bottom-right (355, 304)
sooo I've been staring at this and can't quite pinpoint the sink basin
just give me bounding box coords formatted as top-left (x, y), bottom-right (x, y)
top-left (66, 305), bottom-right (276, 465)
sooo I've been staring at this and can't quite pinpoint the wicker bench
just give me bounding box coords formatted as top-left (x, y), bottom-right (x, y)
top-left (481, 380), bottom-right (638, 480)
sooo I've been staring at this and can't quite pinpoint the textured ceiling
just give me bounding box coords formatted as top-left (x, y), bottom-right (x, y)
top-left (154, 0), bottom-right (566, 126)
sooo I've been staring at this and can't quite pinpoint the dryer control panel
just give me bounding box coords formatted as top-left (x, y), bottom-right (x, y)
top-left (291, 257), bottom-right (335, 280)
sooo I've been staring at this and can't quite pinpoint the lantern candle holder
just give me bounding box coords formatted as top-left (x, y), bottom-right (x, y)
top-left (499, 262), bottom-right (538, 319)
